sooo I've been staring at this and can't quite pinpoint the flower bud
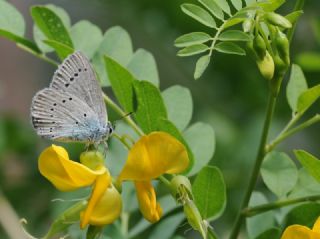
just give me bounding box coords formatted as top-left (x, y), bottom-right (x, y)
top-left (243, 19), bottom-right (253, 33)
top-left (275, 30), bottom-right (290, 66)
top-left (80, 150), bottom-right (105, 170)
top-left (170, 175), bottom-right (193, 203)
top-left (253, 34), bottom-right (266, 60)
top-left (256, 51), bottom-right (275, 80)
top-left (184, 200), bottom-right (207, 239)
top-left (265, 12), bottom-right (292, 28)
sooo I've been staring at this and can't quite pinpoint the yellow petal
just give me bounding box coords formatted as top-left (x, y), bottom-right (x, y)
top-left (119, 132), bottom-right (189, 181)
top-left (313, 217), bottom-right (320, 232)
top-left (134, 181), bottom-right (162, 223)
top-left (85, 184), bottom-right (122, 226)
top-left (80, 172), bottom-right (111, 229)
top-left (38, 145), bottom-right (105, 191)
top-left (281, 225), bottom-right (314, 239)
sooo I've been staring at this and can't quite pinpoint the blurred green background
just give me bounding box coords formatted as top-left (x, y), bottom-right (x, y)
top-left (0, 0), bottom-right (319, 238)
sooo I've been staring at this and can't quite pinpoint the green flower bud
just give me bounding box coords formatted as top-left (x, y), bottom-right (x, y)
top-left (253, 34), bottom-right (267, 60)
top-left (243, 19), bottom-right (253, 33)
top-left (80, 150), bottom-right (105, 170)
top-left (275, 30), bottom-right (290, 66)
top-left (246, 40), bottom-right (258, 60)
top-left (256, 51), bottom-right (275, 80)
top-left (265, 12), bottom-right (292, 28)
top-left (170, 175), bottom-right (193, 203)
top-left (183, 200), bottom-right (207, 239)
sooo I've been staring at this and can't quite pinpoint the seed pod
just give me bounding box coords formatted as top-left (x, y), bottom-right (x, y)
top-left (183, 200), bottom-right (207, 239)
top-left (253, 34), bottom-right (266, 60)
top-left (275, 30), bottom-right (290, 66)
top-left (256, 50), bottom-right (275, 80)
top-left (265, 12), bottom-right (292, 29)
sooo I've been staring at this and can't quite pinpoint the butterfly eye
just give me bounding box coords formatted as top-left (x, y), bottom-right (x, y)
top-left (109, 127), bottom-right (113, 134)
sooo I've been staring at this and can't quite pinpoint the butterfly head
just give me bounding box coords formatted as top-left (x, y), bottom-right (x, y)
top-left (103, 121), bottom-right (114, 139)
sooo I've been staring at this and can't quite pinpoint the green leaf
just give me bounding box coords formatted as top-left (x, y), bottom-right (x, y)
top-left (194, 54), bottom-right (210, 79)
top-left (297, 84), bottom-right (320, 114)
top-left (223, 17), bottom-right (246, 29)
top-left (286, 64), bottom-right (308, 112)
top-left (0, 1), bottom-right (25, 36)
top-left (92, 26), bottom-right (133, 86)
top-left (157, 119), bottom-right (194, 173)
top-left (175, 32), bottom-right (212, 48)
top-left (70, 20), bottom-right (103, 59)
top-left (162, 85), bottom-right (193, 131)
top-left (31, 6), bottom-right (73, 59)
top-left (246, 192), bottom-right (275, 238)
top-left (244, 0), bottom-right (256, 5)
top-left (86, 226), bottom-right (103, 239)
top-left (184, 122), bottom-right (215, 176)
top-left (104, 56), bottom-right (135, 112)
top-left (181, 4), bottom-right (216, 28)
top-left (230, 0), bottom-right (242, 10)
top-left (296, 52), bottom-right (320, 72)
top-left (215, 42), bottom-right (245, 55)
top-left (255, 228), bottom-right (281, 239)
top-left (295, 150), bottom-right (320, 183)
top-left (133, 80), bottom-right (167, 134)
top-left (33, 4), bottom-right (71, 53)
top-left (147, 213), bottom-right (185, 239)
top-left (289, 168), bottom-right (320, 199)
top-left (43, 39), bottom-right (74, 59)
top-left (285, 203), bottom-right (320, 228)
top-left (197, 0), bottom-right (224, 20)
top-left (215, 0), bottom-right (231, 15)
top-left (192, 166), bottom-right (226, 221)
top-left (127, 49), bottom-right (159, 87)
top-left (258, 0), bottom-right (285, 11)
top-left (285, 10), bottom-right (304, 24)
top-left (177, 44), bottom-right (209, 57)
top-left (261, 152), bottom-right (298, 198)
top-left (0, 29), bottom-right (41, 54)
top-left (218, 30), bottom-right (251, 41)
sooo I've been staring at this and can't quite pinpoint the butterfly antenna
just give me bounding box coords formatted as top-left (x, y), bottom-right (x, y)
top-left (113, 112), bottom-right (134, 127)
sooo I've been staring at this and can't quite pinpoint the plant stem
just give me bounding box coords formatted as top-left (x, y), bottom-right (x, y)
top-left (267, 114), bottom-right (320, 152)
top-left (103, 94), bottom-right (144, 136)
top-left (229, 1), bottom-right (306, 237)
top-left (243, 194), bottom-right (320, 217)
top-left (229, 92), bottom-right (277, 239)
top-left (287, 0), bottom-right (306, 43)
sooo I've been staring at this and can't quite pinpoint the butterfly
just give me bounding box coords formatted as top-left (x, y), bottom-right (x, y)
top-left (31, 51), bottom-right (113, 146)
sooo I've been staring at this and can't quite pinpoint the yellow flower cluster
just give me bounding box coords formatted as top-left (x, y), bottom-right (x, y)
top-left (281, 217), bottom-right (320, 239)
top-left (38, 132), bottom-right (189, 228)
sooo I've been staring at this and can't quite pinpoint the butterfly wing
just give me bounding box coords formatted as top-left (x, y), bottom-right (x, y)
top-left (50, 51), bottom-right (107, 125)
top-left (31, 88), bottom-right (103, 142)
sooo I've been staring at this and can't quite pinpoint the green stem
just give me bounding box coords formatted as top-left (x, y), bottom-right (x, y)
top-left (267, 114), bottom-right (320, 152)
top-left (121, 212), bottom-right (129, 237)
top-left (229, 92), bottom-right (277, 239)
top-left (229, 1), bottom-right (306, 237)
top-left (243, 194), bottom-right (320, 217)
top-left (103, 94), bottom-right (144, 136)
top-left (287, 0), bottom-right (306, 43)
top-left (159, 175), bottom-right (172, 189)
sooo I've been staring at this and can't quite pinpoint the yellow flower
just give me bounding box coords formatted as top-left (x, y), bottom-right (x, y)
top-left (281, 217), bottom-right (320, 239)
top-left (119, 132), bottom-right (189, 223)
top-left (38, 145), bottom-right (122, 229)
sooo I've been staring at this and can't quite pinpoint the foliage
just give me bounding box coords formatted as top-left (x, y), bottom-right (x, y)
top-left (0, 0), bottom-right (320, 239)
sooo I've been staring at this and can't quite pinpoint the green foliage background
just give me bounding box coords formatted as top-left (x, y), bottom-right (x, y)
top-left (0, 0), bottom-right (320, 238)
